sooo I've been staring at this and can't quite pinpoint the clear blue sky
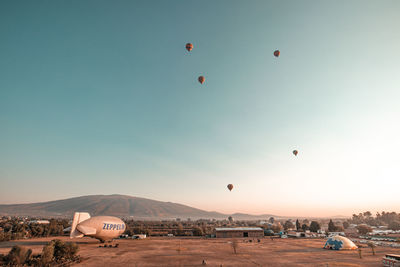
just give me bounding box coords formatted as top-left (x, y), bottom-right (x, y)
top-left (1, 0), bottom-right (399, 216)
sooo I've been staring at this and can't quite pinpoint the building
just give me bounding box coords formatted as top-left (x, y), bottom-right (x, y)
top-left (28, 220), bottom-right (50, 224)
top-left (132, 234), bottom-right (146, 239)
top-left (287, 231), bottom-right (301, 238)
top-left (215, 227), bottom-right (264, 238)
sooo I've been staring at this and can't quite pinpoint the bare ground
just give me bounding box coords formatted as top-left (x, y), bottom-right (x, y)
top-left (1, 236), bottom-right (399, 266)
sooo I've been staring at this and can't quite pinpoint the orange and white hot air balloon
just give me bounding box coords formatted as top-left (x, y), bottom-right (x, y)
top-left (185, 43), bottom-right (193, 52)
top-left (198, 76), bottom-right (205, 84)
top-left (227, 184), bottom-right (233, 191)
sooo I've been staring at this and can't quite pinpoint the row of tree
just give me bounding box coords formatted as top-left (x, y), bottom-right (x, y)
top-left (124, 218), bottom-right (327, 236)
top-left (350, 211), bottom-right (400, 230)
top-left (0, 218), bottom-right (69, 242)
top-left (282, 219), bottom-right (321, 232)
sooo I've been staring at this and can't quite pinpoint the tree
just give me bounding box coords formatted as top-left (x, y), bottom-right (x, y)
top-left (270, 224), bottom-right (283, 233)
top-left (231, 239), bottom-right (239, 254)
top-left (301, 224), bottom-right (309, 232)
top-left (125, 226), bottom-right (134, 237)
top-left (357, 224), bottom-right (372, 235)
top-left (309, 221), bottom-right (321, 232)
top-left (343, 221), bottom-right (350, 229)
top-left (388, 221), bottom-right (400, 231)
top-left (296, 219), bottom-right (301, 231)
top-left (363, 211), bottom-right (372, 218)
top-left (228, 216), bottom-right (234, 223)
top-left (268, 217), bottom-right (275, 224)
top-left (380, 212), bottom-right (399, 224)
top-left (30, 224), bottom-right (45, 237)
top-left (367, 242), bottom-right (376, 255)
top-left (144, 228), bottom-right (152, 236)
top-left (358, 247), bottom-right (362, 259)
top-left (335, 226), bottom-right (344, 232)
top-left (177, 223), bottom-right (184, 236)
top-left (48, 219), bottom-right (63, 236)
top-left (352, 214), bottom-right (361, 224)
top-left (192, 226), bottom-right (203, 236)
top-left (283, 220), bottom-right (294, 231)
top-left (328, 220), bottom-right (336, 232)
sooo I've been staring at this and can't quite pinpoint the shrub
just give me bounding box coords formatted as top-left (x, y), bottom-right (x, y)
top-left (3, 245), bottom-right (32, 266)
top-left (41, 241), bottom-right (55, 265)
top-left (40, 239), bottom-right (79, 265)
top-left (51, 239), bottom-right (79, 262)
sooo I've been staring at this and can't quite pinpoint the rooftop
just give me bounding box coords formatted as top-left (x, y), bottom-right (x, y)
top-left (215, 227), bottom-right (263, 231)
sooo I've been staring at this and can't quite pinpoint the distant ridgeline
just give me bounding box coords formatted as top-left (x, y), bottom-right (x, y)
top-left (0, 194), bottom-right (275, 220)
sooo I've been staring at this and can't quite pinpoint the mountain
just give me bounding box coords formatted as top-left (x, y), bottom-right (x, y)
top-left (0, 194), bottom-right (274, 220)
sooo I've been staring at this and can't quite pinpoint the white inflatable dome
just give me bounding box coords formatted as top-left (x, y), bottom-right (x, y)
top-left (323, 235), bottom-right (358, 250)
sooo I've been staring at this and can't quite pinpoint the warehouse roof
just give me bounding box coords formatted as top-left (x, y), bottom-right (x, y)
top-left (215, 227), bottom-right (263, 231)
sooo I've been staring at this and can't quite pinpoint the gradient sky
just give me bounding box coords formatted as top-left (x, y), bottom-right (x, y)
top-left (1, 1), bottom-right (399, 217)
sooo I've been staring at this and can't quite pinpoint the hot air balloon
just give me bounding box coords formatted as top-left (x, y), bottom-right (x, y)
top-left (293, 150), bottom-right (298, 156)
top-left (227, 184), bottom-right (233, 191)
top-left (198, 76), bottom-right (205, 84)
top-left (185, 43), bottom-right (193, 52)
top-left (274, 50), bottom-right (280, 57)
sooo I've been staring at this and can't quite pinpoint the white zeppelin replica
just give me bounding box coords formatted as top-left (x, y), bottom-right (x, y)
top-left (70, 212), bottom-right (126, 242)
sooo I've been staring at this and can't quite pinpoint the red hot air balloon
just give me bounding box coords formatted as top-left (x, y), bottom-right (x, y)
top-left (186, 43), bottom-right (193, 52)
top-left (274, 50), bottom-right (280, 57)
top-left (227, 184), bottom-right (233, 191)
top-left (198, 76), bottom-right (205, 84)
top-left (293, 150), bottom-right (298, 156)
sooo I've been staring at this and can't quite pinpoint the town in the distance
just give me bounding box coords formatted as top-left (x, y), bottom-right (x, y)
top-left (0, 194), bottom-right (399, 266)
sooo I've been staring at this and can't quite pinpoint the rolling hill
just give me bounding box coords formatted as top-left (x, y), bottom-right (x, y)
top-left (0, 194), bottom-right (274, 220)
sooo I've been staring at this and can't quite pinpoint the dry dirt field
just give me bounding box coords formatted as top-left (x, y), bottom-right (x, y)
top-left (1, 236), bottom-right (399, 266)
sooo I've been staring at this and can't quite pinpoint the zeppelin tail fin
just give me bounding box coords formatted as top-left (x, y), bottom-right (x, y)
top-left (70, 212), bottom-right (90, 238)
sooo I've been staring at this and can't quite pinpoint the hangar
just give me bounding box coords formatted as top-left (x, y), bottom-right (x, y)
top-left (215, 227), bottom-right (264, 238)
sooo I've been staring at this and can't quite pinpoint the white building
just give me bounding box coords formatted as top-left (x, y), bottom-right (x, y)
top-left (28, 220), bottom-right (50, 224)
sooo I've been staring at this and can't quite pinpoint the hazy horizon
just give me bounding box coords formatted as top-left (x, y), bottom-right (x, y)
top-left (0, 193), bottom-right (394, 218)
top-left (1, 1), bottom-right (399, 218)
